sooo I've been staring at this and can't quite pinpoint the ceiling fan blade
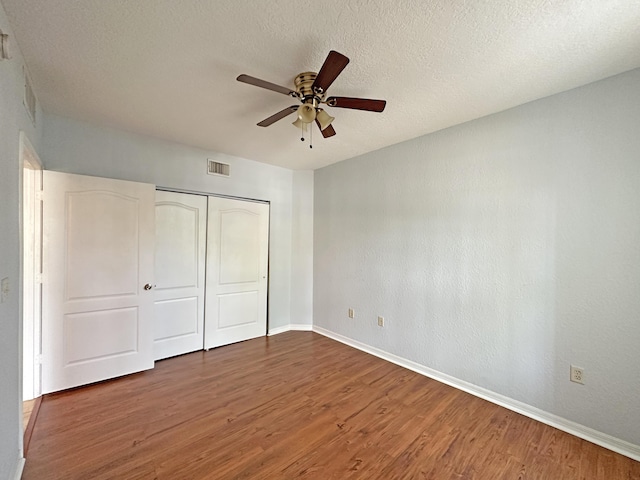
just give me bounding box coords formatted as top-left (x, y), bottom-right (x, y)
top-left (257, 106), bottom-right (298, 127)
top-left (237, 74), bottom-right (294, 96)
top-left (311, 51), bottom-right (350, 94)
top-left (326, 96), bottom-right (386, 112)
top-left (316, 119), bottom-right (336, 138)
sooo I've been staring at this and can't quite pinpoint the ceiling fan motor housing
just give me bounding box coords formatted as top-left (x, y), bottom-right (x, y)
top-left (295, 72), bottom-right (324, 106)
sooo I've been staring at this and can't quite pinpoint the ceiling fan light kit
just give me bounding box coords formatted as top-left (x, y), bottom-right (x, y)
top-left (237, 50), bottom-right (386, 145)
top-left (316, 109), bottom-right (335, 131)
top-left (291, 117), bottom-right (309, 131)
top-left (296, 103), bottom-right (317, 123)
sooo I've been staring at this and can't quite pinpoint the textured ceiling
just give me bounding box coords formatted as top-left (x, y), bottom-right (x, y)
top-left (3, 0), bottom-right (640, 170)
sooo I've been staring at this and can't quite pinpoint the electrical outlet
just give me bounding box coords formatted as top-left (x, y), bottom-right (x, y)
top-left (570, 365), bottom-right (584, 385)
top-left (377, 316), bottom-right (384, 327)
top-left (348, 308), bottom-right (354, 319)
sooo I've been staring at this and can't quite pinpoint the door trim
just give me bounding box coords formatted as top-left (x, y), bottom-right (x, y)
top-left (156, 186), bottom-right (269, 205)
top-left (19, 131), bottom-right (43, 458)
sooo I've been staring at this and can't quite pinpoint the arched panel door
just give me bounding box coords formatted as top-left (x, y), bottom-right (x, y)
top-left (153, 191), bottom-right (207, 360)
top-left (42, 171), bottom-right (155, 393)
top-left (205, 196), bottom-right (269, 349)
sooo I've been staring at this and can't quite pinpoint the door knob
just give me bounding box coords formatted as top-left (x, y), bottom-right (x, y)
top-left (144, 283), bottom-right (153, 290)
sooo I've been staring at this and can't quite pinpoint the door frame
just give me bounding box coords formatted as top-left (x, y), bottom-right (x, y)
top-left (19, 131), bottom-right (43, 453)
top-left (155, 187), bottom-right (271, 336)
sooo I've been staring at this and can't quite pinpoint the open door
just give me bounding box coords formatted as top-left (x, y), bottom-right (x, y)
top-left (204, 196), bottom-right (269, 349)
top-left (42, 171), bottom-right (156, 393)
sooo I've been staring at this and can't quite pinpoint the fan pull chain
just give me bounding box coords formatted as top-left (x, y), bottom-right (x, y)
top-left (310, 122), bottom-right (313, 149)
top-left (300, 122), bottom-right (304, 142)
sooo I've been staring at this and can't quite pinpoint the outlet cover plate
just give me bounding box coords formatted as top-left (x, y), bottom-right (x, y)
top-left (570, 365), bottom-right (584, 385)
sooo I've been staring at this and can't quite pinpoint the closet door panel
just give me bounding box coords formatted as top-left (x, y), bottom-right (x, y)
top-left (153, 191), bottom-right (207, 360)
top-left (205, 197), bottom-right (269, 349)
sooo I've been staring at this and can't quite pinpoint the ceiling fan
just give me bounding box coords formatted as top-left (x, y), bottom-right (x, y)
top-left (237, 50), bottom-right (386, 144)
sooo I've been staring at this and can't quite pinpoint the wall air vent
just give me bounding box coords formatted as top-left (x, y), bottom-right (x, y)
top-left (208, 159), bottom-right (230, 177)
top-left (23, 66), bottom-right (36, 126)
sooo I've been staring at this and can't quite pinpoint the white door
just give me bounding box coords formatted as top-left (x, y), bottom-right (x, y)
top-left (205, 196), bottom-right (269, 349)
top-left (42, 171), bottom-right (156, 393)
top-left (154, 191), bottom-right (207, 360)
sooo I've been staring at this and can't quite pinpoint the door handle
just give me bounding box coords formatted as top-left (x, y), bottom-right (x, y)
top-left (144, 283), bottom-right (153, 290)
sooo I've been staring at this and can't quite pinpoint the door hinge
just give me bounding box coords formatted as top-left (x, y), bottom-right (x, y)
top-left (35, 273), bottom-right (43, 284)
top-left (35, 190), bottom-right (43, 201)
top-left (35, 354), bottom-right (43, 365)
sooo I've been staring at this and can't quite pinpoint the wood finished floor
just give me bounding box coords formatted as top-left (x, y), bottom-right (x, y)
top-left (23, 399), bottom-right (36, 430)
top-left (24, 332), bottom-right (640, 479)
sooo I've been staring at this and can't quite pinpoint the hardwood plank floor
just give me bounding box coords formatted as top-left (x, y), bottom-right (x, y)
top-left (23, 399), bottom-right (36, 430)
top-left (23, 396), bottom-right (42, 456)
top-left (24, 332), bottom-right (640, 479)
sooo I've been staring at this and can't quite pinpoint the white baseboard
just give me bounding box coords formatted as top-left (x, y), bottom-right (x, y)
top-left (289, 323), bottom-right (313, 332)
top-left (268, 323), bottom-right (313, 336)
top-left (13, 457), bottom-right (25, 480)
top-left (312, 325), bottom-right (640, 462)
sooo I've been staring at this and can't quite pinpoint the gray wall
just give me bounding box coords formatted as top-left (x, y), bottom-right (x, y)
top-left (291, 170), bottom-right (314, 325)
top-left (41, 113), bottom-right (314, 332)
top-left (0, 3), bottom-right (43, 479)
top-left (314, 68), bottom-right (640, 445)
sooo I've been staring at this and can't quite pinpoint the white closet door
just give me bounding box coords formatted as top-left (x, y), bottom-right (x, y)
top-left (42, 171), bottom-right (155, 393)
top-left (153, 191), bottom-right (207, 360)
top-left (205, 196), bottom-right (269, 349)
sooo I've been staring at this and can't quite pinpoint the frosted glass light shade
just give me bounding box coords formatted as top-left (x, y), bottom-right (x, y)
top-left (292, 118), bottom-right (308, 130)
top-left (316, 109), bottom-right (335, 131)
top-left (297, 104), bottom-right (316, 123)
